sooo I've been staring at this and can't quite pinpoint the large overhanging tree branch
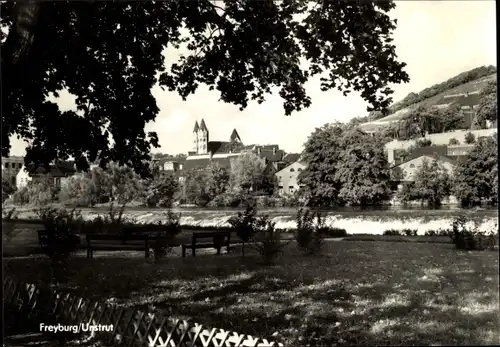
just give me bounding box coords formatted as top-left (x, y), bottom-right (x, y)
top-left (1, 0), bottom-right (409, 176)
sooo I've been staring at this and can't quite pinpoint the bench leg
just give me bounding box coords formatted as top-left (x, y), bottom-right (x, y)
top-left (182, 246), bottom-right (186, 258)
top-left (192, 248), bottom-right (196, 257)
top-left (227, 245), bottom-right (230, 253)
top-left (216, 247), bottom-right (221, 255)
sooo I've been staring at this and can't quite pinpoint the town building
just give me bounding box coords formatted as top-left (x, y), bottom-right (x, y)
top-left (183, 119), bottom-right (285, 171)
top-left (384, 128), bottom-right (497, 165)
top-left (16, 162), bottom-right (76, 189)
top-left (391, 155), bottom-right (457, 184)
top-left (274, 161), bottom-right (307, 196)
top-left (2, 156), bottom-right (24, 185)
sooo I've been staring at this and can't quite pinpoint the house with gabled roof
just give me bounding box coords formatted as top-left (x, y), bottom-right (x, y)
top-left (16, 161), bottom-right (77, 189)
top-left (390, 155), bottom-right (456, 184)
top-left (274, 160), bottom-right (307, 196)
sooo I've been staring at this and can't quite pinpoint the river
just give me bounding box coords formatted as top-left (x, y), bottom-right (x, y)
top-left (7, 205), bottom-right (499, 235)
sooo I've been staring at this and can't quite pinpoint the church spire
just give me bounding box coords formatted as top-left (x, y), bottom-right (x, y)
top-left (193, 121), bottom-right (199, 132)
top-left (230, 128), bottom-right (241, 142)
top-left (199, 119), bottom-right (207, 131)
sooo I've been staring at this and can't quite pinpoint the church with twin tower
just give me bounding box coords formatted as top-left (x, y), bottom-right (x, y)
top-left (184, 118), bottom-right (284, 170)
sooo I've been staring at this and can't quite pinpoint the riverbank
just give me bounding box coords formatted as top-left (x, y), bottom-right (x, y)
top-left (4, 205), bottom-right (498, 235)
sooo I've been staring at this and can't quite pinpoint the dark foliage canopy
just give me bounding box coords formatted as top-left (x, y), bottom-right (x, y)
top-left (2, 1), bottom-right (409, 175)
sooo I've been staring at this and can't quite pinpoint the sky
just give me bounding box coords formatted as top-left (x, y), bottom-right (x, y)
top-left (8, 0), bottom-right (497, 156)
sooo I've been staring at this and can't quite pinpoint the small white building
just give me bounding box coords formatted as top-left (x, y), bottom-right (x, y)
top-left (391, 155), bottom-right (456, 184)
top-left (274, 161), bottom-right (307, 196)
top-left (16, 162), bottom-right (77, 190)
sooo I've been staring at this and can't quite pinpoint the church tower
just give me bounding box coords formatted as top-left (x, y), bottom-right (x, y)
top-left (197, 119), bottom-right (209, 154)
top-left (193, 121), bottom-right (200, 153)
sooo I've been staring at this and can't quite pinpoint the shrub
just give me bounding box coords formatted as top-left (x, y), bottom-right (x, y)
top-left (424, 229), bottom-right (452, 236)
top-left (252, 216), bottom-right (287, 265)
top-left (228, 204), bottom-right (257, 258)
top-left (382, 229), bottom-right (402, 236)
top-left (295, 208), bottom-right (325, 255)
top-left (416, 138), bottom-right (432, 147)
top-left (450, 216), bottom-right (498, 251)
top-left (208, 191), bottom-right (246, 207)
top-left (448, 138), bottom-right (460, 145)
top-left (317, 227), bottom-right (348, 238)
top-left (403, 228), bottom-right (418, 236)
top-left (85, 202), bottom-right (136, 234)
top-left (36, 207), bottom-right (83, 283)
top-left (152, 210), bottom-right (182, 261)
top-left (12, 186), bottom-right (30, 205)
top-left (2, 207), bottom-right (20, 242)
top-left (464, 132), bottom-right (476, 144)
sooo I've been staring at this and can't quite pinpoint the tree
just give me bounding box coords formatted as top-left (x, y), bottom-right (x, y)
top-left (2, 177), bottom-right (16, 203)
top-left (205, 162), bottom-right (230, 199)
top-left (412, 157), bottom-right (451, 207)
top-left (183, 169), bottom-right (211, 207)
top-left (334, 129), bottom-right (392, 205)
top-left (475, 81), bottom-right (497, 127)
top-left (300, 124), bottom-right (391, 207)
top-left (2, 2), bottom-right (409, 174)
top-left (397, 157), bottom-right (451, 207)
top-left (58, 174), bottom-right (93, 206)
top-left (106, 162), bottom-right (144, 205)
top-left (86, 167), bottom-right (112, 206)
top-left (299, 123), bottom-right (345, 207)
top-left (229, 152), bottom-right (266, 193)
top-left (144, 173), bottom-right (179, 208)
top-left (452, 136), bottom-right (498, 206)
top-left (464, 132), bottom-right (476, 144)
top-left (440, 103), bottom-right (466, 132)
top-left (449, 138), bottom-right (460, 145)
top-left (415, 138), bottom-right (432, 148)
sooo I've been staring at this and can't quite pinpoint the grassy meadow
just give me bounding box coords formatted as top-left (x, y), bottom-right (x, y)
top-left (4, 241), bottom-right (499, 346)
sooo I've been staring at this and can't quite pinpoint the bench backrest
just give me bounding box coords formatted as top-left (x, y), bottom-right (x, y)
top-left (192, 231), bottom-right (230, 244)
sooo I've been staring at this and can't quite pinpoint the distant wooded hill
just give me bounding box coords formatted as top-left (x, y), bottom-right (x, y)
top-left (370, 65), bottom-right (497, 121)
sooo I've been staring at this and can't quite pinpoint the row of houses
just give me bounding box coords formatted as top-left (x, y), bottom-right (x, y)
top-left (3, 125), bottom-right (494, 199)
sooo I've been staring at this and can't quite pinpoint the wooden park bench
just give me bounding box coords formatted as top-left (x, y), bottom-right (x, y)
top-left (182, 231), bottom-right (231, 257)
top-left (86, 233), bottom-right (151, 259)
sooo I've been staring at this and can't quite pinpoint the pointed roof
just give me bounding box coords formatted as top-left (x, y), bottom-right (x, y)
top-left (193, 121), bottom-right (199, 132)
top-left (230, 129), bottom-right (241, 141)
top-left (199, 119), bottom-right (208, 131)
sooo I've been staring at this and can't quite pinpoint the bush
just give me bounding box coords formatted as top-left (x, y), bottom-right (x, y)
top-left (382, 229), bottom-right (402, 236)
top-left (36, 207), bottom-right (83, 283)
top-left (448, 138), bottom-right (460, 145)
top-left (317, 227), bottom-right (348, 238)
top-left (84, 202), bottom-right (137, 234)
top-left (208, 191), bottom-right (246, 207)
top-left (252, 216), bottom-right (287, 265)
top-left (464, 132), bottom-right (476, 144)
top-left (12, 186), bottom-right (30, 205)
top-left (295, 208), bottom-right (325, 255)
top-left (450, 216), bottom-right (498, 251)
top-left (416, 138), bottom-right (432, 147)
top-left (228, 204), bottom-right (258, 258)
top-left (152, 210), bottom-right (182, 261)
top-left (424, 229), bottom-right (452, 237)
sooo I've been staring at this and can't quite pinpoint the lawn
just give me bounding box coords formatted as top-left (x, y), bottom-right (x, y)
top-left (4, 241), bottom-right (499, 346)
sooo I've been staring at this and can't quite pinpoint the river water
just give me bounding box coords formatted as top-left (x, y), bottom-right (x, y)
top-left (10, 206), bottom-right (499, 235)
